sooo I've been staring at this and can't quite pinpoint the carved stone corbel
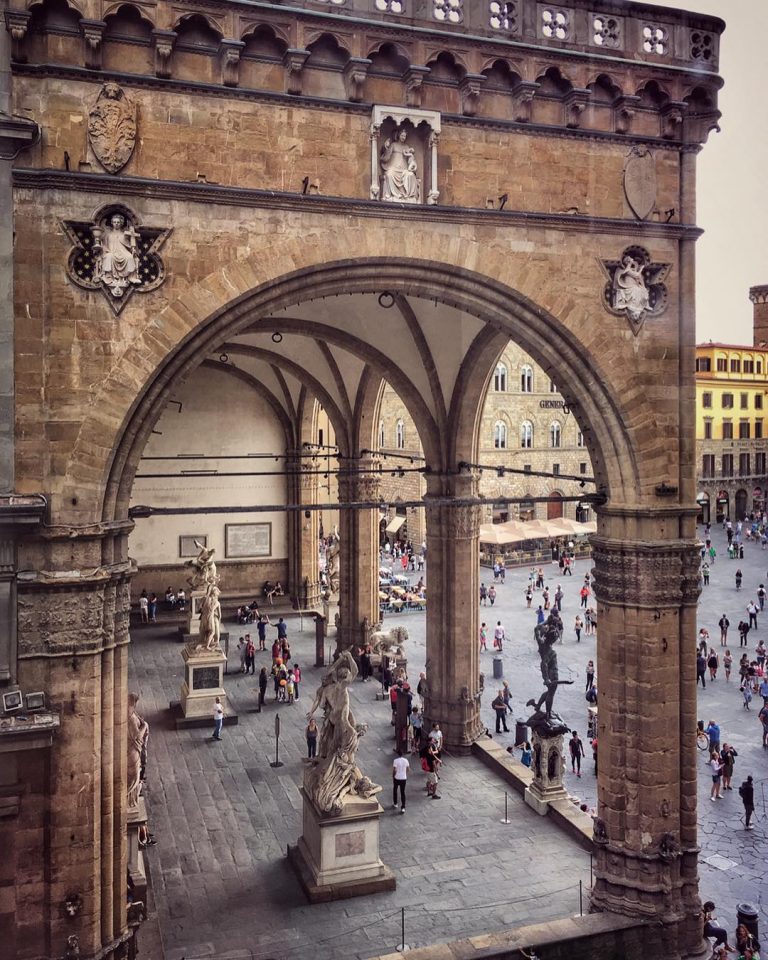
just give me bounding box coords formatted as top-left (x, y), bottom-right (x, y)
top-left (4, 10), bottom-right (31, 64)
top-left (343, 57), bottom-right (372, 103)
top-left (459, 73), bottom-right (486, 117)
top-left (80, 19), bottom-right (106, 70)
top-left (283, 48), bottom-right (310, 96)
top-left (219, 39), bottom-right (244, 88)
top-left (662, 101), bottom-right (686, 140)
top-left (151, 29), bottom-right (176, 80)
top-left (404, 65), bottom-right (430, 108)
top-left (614, 94), bottom-right (640, 135)
top-left (512, 81), bottom-right (539, 123)
top-left (564, 88), bottom-right (590, 129)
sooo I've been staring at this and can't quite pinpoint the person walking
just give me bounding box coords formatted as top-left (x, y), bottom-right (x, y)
top-left (493, 621), bottom-right (505, 652)
top-left (759, 702), bottom-right (768, 747)
top-left (212, 697), bottom-right (224, 741)
top-left (574, 615), bottom-right (583, 643)
top-left (245, 635), bottom-right (256, 675)
top-left (723, 648), bottom-right (733, 681)
top-left (488, 585), bottom-right (497, 606)
top-left (696, 651), bottom-right (707, 688)
top-left (536, 605), bottom-right (545, 625)
top-left (569, 730), bottom-right (585, 777)
top-left (736, 568), bottom-right (743, 591)
top-left (257, 667), bottom-right (267, 711)
top-left (747, 600), bottom-right (758, 630)
top-left (479, 583), bottom-right (488, 606)
top-left (292, 662), bottom-right (301, 699)
top-left (579, 584), bottom-right (590, 608)
top-left (707, 648), bottom-right (719, 682)
top-left (739, 775), bottom-right (755, 829)
top-left (709, 751), bottom-right (723, 801)
top-left (424, 744), bottom-right (441, 800)
top-left (759, 583), bottom-right (767, 611)
top-left (585, 660), bottom-right (595, 692)
top-left (554, 585), bottom-right (563, 612)
top-left (479, 623), bottom-right (488, 652)
top-left (492, 689), bottom-right (509, 733)
top-left (739, 619), bottom-right (750, 648)
top-left (702, 561), bottom-right (710, 586)
top-left (525, 586), bottom-right (533, 608)
top-left (306, 718), bottom-right (318, 758)
top-left (756, 639), bottom-right (766, 670)
top-left (139, 593), bottom-right (149, 623)
top-left (410, 707), bottom-right (423, 754)
top-left (392, 754), bottom-right (409, 813)
top-left (719, 614), bottom-right (730, 645)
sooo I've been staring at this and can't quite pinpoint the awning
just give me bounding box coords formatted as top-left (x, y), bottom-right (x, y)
top-left (386, 515), bottom-right (406, 534)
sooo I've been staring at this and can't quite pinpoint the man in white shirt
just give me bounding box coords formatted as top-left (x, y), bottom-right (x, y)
top-left (212, 697), bottom-right (224, 741)
top-left (392, 755), bottom-right (409, 813)
top-left (493, 621), bottom-right (505, 652)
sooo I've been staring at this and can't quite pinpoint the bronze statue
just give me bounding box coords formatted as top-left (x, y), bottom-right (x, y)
top-left (526, 610), bottom-right (570, 736)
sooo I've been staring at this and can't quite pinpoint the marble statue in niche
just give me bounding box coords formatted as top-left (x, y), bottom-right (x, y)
top-left (612, 252), bottom-right (650, 321)
top-left (599, 245), bottom-right (671, 335)
top-left (92, 213), bottom-right (141, 297)
top-left (380, 127), bottom-right (421, 203)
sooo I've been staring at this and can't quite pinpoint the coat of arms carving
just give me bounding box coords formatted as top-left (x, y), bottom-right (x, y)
top-left (88, 83), bottom-right (137, 174)
top-left (63, 204), bottom-right (171, 314)
top-left (599, 245), bottom-right (671, 335)
top-left (623, 146), bottom-right (657, 221)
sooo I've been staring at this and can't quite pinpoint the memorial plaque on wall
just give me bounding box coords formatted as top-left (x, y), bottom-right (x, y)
top-left (192, 667), bottom-right (219, 690)
top-left (179, 534), bottom-right (207, 558)
top-left (225, 523), bottom-right (272, 558)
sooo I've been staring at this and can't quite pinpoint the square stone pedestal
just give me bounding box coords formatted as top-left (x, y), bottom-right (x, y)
top-left (127, 797), bottom-right (148, 903)
top-left (524, 730), bottom-right (568, 815)
top-left (288, 788), bottom-right (395, 902)
top-left (180, 647), bottom-right (227, 719)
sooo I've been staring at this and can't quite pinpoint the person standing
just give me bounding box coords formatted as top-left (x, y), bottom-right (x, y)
top-left (736, 568), bottom-right (743, 590)
top-left (410, 707), bottom-right (423, 754)
top-left (747, 600), bottom-right (758, 630)
top-left (536, 606), bottom-right (545, 625)
top-left (720, 743), bottom-right (737, 791)
top-left (723, 648), bottom-right (733, 682)
top-left (237, 637), bottom-right (247, 673)
top-left (579, 584), bottom-right (590, 608)
top-left (488, 585), bottom-right (497, 606)
top-left (257, 614), bottom-right (269, 651)
top-left (739, 619), bottom-right (750, 648)
top-left (739, 775), bottom-right (755, 829)
top-left (705, 719), bottom-right (721, 754)
top-left (306, 718), bottom-right (318, 759)
top-left (709, 751), bottom-right (723, 801)
top-left (292, 662), bottom-right (301, 699)
top-left (148, 593), bottom-right (158, 623)
top-left (479, 583), bottom-right (488, 606)
top-left (276, 616), bottom-right (288, 642)
top-left (139, 592), bottom-right (149, 623)
top-left (424, 745), bottom-right (441, 800)
top-left (759, 702), bottom-right (768, 747)
top-left (257, 667), bottom-right (267, 711)
top-left (392, 754), bottom-right (409, 813)
top-left (574, 615), bottom-right (583, 643)
top-left (492, 689), bottom-right (509, 733)
top-left (759, 584), bottom-right (767, 611)
top-left (520, 741), bottom-right (532, 767)
top-left (501, 680), bottom-right (512, 716)
top-left (493, 621), bottom-right (505, 652)
top-left (569, 730), bottom-right (585, 778)
top-left (479, 622), bottom-right (488, 652)
top-left (756, 639), bottom-right (766, 670)
top-left (719, 614), bottom-right (730, 645)
top-left (585, 660), bottom-right (595, 692)
top-left (428, 722), bottom-right (443, 758)
top-left (212, 697), bottom-right (224, 741)
top-left (524, 585), bottom-right (533, 608)
top-left (702, 561), bottom-right (710, 586)
top-left (416, 672), bottom-right (427, 709)
top-left (245, 634), bottom-right (256, 675)
top-left (696, 651), bottom-right (707, 688)
top-left (707, 648), bottom-right (719, 682)
top-left (554, 585), bottom-right (563, 612)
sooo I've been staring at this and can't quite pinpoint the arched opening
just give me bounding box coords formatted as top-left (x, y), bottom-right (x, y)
top-left (547, 490), bottom-right (564, 520)
top-left (716, 489), bottom-right (730, 523)
top-left (696, 491), bottom-right (710, 526)
top-left (735, 488), bottom-right (748, 520)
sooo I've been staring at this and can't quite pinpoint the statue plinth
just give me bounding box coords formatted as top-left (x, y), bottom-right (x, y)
top-left (287, 788), bottom-right (395, 902)
top-left (524, 728), bottom-right (568, 816)
top-left (180, 647), bottom-right (227, 719)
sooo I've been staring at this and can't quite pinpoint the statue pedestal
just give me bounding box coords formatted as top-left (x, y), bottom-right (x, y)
top-left (180, 647), bottom-right (227, 719)
top-left (287, 788), bottom-right (395, 902)
top-left (524, 730), bottom-right (568, 816)
top-left (127, 796), bottom-right (148, 903)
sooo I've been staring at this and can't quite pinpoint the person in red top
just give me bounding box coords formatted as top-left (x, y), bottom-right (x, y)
top-left (390, 680), bottom-right (401, 726)
top-left (579, 585), bottom-right (590, 608)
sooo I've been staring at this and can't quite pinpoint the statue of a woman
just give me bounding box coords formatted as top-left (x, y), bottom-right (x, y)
top-left (613, 254), bottom-right (649, 320)
top-left (93, 213), bottom-right (141, 296)
top-left (127, 692), bottom-right (149, 807)
top-left (198, 585), bottom-right (221, 651)
top-left (380, 128), bottom-right (421, 204)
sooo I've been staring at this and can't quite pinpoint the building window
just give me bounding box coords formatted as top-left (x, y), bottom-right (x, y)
top-left (731, 359), bottom-right (742, 373)
top-left (549, 379), bottom-right (558, 393)
top-left (550, 422), bottom-right (562, 448)
top-left (702, 454), bottom-right (715, 478)
top-left (739, 420), bottom-right (751, 440)
top-left (716, 357), bottom-right (727, 372)
top-left (520, 421), bottom-right (533, 449)
top-left (722, 454), bottom-right (734, 478)
top-left (756, 394), bottom-right (764, 410)
top-left (552, 463), bottom-right (560, 476)
top-left (740, 453), bottom-right (750, 476)
top-left (493, 421), bottom-right (507, 449)
top-left (703, 420), bottom-right (713, 440)
top-left (722, 421), bottom-right (733, 440)
top-left (395, 419), bottom-right (405, 449)
top-left (520, 365), bottom-right (533, 393)
top-left (580, 462), bottom-right (587, 474)
top-left (576, 430), bottom-right (585, 447)
top-left (722, 393), bottom-right (734, 409)
top-left (702, 392), bottom-right (712, 409)
top-left (494, 363), bottom-right (507, 392)
top-left (741, 393), bottom-right (749, 409)
top-left (758, 361), bottom-right (763, 374)
top-left (523, 463), bottom-right (532, 473)
top-left (433, 0), bottom-right (463, 22)
top-left (757, 452), bottom-right (766, 475)
top-left (756, 420), bottom-right (764, 440)
top-left (378, 420), bottom-right (385, 448)
top-left (744, 360), bottom-right (755, 373)
top-left (696, 357), bottom-right (712, 372)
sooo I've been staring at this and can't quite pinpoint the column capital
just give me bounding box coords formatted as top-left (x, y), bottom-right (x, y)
top-left (592, 537), bottom-right (701, 608)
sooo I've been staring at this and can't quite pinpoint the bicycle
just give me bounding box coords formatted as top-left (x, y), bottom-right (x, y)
top-left (696, 728), bottom-right (710, 752)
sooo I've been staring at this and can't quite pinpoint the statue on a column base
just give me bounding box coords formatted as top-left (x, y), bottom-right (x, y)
top-left (526, 610), bottom-right (571, 737)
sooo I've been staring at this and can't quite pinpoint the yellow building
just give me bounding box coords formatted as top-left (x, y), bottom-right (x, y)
top-left (695, 343), bottom-right (768, 522)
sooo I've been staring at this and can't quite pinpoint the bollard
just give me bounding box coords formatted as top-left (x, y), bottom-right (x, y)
top-left (500, 791), bottom-right (511, 824)
top-left (395, 906), bottom-right (410, 953)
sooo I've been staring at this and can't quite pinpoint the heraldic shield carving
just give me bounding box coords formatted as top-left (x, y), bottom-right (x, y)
top-left (599, 245), bottom-right (670, 335)
top-left (88, 83), bottom-right (137, 174)
top-left (63, 204), bottom-right (171, 314)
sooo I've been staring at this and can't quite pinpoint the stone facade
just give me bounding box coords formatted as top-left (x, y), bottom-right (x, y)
top-left (1, 1), bottom-right (724, 958)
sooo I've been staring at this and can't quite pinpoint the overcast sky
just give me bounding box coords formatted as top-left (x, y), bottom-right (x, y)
top-left (642, 0), bottom-right (768, 344)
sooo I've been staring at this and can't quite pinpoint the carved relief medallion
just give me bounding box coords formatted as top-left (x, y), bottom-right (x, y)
top-left (88, 83), bottom-right (137, 174)
top-left (599, 245), bottom-right (670, 335)
top-left (623, 146), bottom-right (656, 221)
top-left (63, 204), bottom-right (171, 314)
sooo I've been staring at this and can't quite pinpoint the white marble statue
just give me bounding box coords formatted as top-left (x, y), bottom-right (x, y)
top-left (92, 213), bottom-right (141, 297)
top-left (186, 540), bottom-right (217, 590)
top-left (369, 625), bottom-right (408, 659)
top-left (127, 691), bottom-right (149, 808)
top-left (612, 253), bottom-right (649, 321)
top-left (304, 651), bottom-right (381, 816)
top-left (326, 527), bottom-right (340, 596)
top-left (198, 584), bottom-right (222, 652)
top-left (380, 128), bottom-right (420, 204)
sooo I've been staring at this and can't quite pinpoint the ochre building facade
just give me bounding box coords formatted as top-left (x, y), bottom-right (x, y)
top-left (0, 1), bottom-right (724, 958)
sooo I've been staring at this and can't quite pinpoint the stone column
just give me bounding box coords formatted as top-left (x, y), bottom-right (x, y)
top-left (422, 473), bottom-right (483, 753)
top-left (286, 457), bottom-right (322, 609)
top-left (335, 462), bottom-right (380, 654)
top-left (589, 514), bottom-right (702, 955)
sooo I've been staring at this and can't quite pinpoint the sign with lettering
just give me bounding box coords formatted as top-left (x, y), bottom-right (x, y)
top-left (192, 666), bottom-right (219, 690)
top-left (539, 399), bottom-right (565, 409)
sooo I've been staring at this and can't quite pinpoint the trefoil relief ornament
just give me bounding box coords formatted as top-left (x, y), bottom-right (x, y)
top-left (87, 83), bottom-right (137, 174)
top-left (599, 246), bottom-right (670, 335)
top-left (63, 204), bottom-right (171, 314)
top-left (370, 105), bottom-right (441, 205)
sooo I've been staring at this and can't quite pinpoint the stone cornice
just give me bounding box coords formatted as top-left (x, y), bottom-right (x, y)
top-left (13, 168), bottom-right (705, 242)
top-left (11, 62), bottom-right (705, 153)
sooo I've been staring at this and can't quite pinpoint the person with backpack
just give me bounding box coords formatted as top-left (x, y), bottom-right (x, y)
top-left (739, 775), bottom-right (755, 830)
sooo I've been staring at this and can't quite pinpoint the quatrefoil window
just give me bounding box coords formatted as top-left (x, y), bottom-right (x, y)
top-left (691, 31), bottom-right (714, 61)
top-left (593, 15), bottom-right (620, 48)
top-left (642, 25), bottom-right (667, 55)
top-left (490, 1), bottom-right (517, 31)
top-left (542, 9), bottom-right (569, 41)
top-left (374, 0), bottom-right (404, 10)
top-left (433, 0), bottom-right (463, 24)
